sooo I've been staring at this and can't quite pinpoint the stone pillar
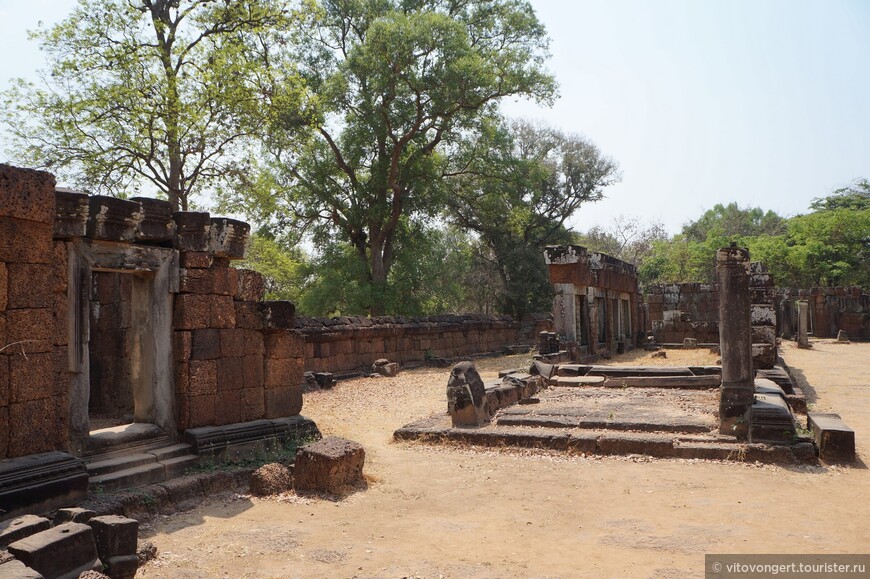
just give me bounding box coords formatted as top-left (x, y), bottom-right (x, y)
top-left (797, 300), bottom-right (810, 349)
top-left (717, 246), bottom-right (753, 438)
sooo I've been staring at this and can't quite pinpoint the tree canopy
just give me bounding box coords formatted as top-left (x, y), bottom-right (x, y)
top-left (2, 0), bottom-right (293, 210)
top-left (446, 118), bottom-right (619, 318)
top-left (233, 0), bottom-right (556, 314)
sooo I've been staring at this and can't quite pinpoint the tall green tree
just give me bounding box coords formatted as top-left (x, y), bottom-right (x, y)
top-left (446, 118), bottom-right (619, 319)
top-left (2, 0), bottom-right (293, 210)
top-left (241, 0), bottom-right (556, 315)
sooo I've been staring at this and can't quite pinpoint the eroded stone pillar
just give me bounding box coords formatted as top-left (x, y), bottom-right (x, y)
top-left (717, 246), bottom-right (753, 438)
top-left (797, 300), bottom-right (810, 348)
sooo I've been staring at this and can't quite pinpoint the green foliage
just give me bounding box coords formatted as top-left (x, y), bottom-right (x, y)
top-left (296, 224), bottom-right (489, 316)
top-left (237, 0), bottom-right (556, 314)
top-left (446, 118), bottom-right (619, 318)
top-left (2, 0), bottom-right (295, 210)
top-left (234, 232), bottom-right (306, 302)
top-left (641, 185), bottom-right (870, 288)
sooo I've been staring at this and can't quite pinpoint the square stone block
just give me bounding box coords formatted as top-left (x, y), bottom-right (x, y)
top-left (88, 515), bottom-right (138, 559)
top-left (7, 522), bottom-right (101, 579)
top-left (294, 437), bottom-right (365, 494)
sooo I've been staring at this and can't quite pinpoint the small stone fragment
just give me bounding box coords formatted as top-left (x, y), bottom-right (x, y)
top-left (249, 463), bottom-right (293, 496)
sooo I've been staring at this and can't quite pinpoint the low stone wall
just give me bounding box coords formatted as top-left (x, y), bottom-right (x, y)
top-left (646, 283), bottom-right (719, 344)
top-left (778, 287), bottom-right (870, 340)
top-left (294, 314), bottom-right (522, 374)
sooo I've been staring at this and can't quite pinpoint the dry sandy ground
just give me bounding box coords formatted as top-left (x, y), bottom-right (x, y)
top-left (138, 341), bottom-right (870, 578)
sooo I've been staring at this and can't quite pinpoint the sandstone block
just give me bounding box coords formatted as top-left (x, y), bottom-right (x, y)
top-left (242, 354), bottom-right (264, 390)
top-left (0, 219), bottom-right (52, 265)
top-left (233, 301), bottom-right (263, 330)
top-left (188, 360), bottom-right (217, 396)
top-left (172, 212), bottom-right (211, 252)
top-left (10, 352), bottom-right (53, 403)
top-left (214, 389), bottom-right (242, 425)
top-left (216, 357), bottom-right (243, 392)
top-left (178, 251), bottom-right (212, 269)
top-left (0, 558), bottom-right (44, 578)
top-left (294, 437), bottom-right (365, 494)
top-left (173, 331), bottom-right (192, 363)
top-left (240, 387), bottom-right (265, 422)
top-left (130, 196), bottom-right (174, 244)
top-left (88, 515), bottom-right (139, 561)
top-left (6, 522), bottom-right (101, 579)
top-left (264, 357), bottom-right (302, 389)
top-left (264, 331), bottom-right (304, 359)
top-left (53, 508), bottom-right (95, 525)
top-left (235, 269), bottom-right (265, 302)
top-left (178, 268), bottom-right (213, 294)
top-left (188, 394), bottom-right (216, 427)
top-left (209, 218), bottom-right (250, 259)
top-left (0, 515), bottom-right (50, 548)
top-left (808, 412), bottom-right (856, 462)
top-left (219, 329), bottom-right (246, 358)
top-left (4, 309), bottom-right (54, 353)
top-left (0, 263), bottom-right (6, 312)
top-left (0, 165), bottom-right (56, 224)
top-left (190, 329), bottom-right (220, 360)
top-left (86, 196), bottom-right (143, 242)
top-left (264, 386), bottom-right (302, 418)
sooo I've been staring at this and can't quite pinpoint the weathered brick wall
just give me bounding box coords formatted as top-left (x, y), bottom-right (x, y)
top-left (295, 314), bottom-right (521, 374)
top-left (172, 253), bottom-right (304, 430)
top-left (0, 164), bottom-right (69, 458)
top-left (779, 287), bottom-right (869, 339)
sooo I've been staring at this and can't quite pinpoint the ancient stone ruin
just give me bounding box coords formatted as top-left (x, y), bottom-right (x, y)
top-left (397, 243), bottom-right (855, 465)
top-left (0, 164), bottom-right (319, 521)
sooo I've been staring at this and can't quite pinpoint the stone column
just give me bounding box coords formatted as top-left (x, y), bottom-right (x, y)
top-left (797, 300), bottom-right (810, 349)
top-left (717, 246), bottom-right (753, 438)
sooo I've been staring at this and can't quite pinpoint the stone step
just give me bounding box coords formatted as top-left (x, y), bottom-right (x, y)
top-left (161, 455), bottom-right (200, 479)
top-left (394, 419), bottom-right (817, 465)
top-left (85, 423), bottom-right (168, 457)
top-left (147, 443), bottom-right (194, 462)
top-left (86, 453), bottom-right (157, 477)
top-left (89, 462), bottom-right (166, 493)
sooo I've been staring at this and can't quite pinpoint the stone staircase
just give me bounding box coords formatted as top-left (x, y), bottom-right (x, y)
top-left (84, 425), bottom-right (199, 492)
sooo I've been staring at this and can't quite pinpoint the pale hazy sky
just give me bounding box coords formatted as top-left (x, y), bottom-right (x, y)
top-left (1, 0), bottom-right (868, 234)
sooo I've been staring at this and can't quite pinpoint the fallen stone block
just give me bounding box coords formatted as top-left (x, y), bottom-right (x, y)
top-left (294, 437), bottom-right (365, 495)
top-left (53, 508), bottom-right (95, 525)
top-left (808, 413), bottom-right (856, 462)
top-left (102, 554), bottom-right (138, 579)
top-left (249, 463), bottom-right (292, 497)
top-left (88, 516), bottom-right (138, 564)
top-left (0, 559), bottom-right (44, 579)
top-left (0, 517), bottom-right (50, 549)
top-left (6, 523), bottom-right (101, 579)
top-left (372, 359), bottom-right (400, 377)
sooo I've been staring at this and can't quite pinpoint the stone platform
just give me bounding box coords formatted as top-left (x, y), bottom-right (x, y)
top-left (395, 381), bottom-right (816, 465)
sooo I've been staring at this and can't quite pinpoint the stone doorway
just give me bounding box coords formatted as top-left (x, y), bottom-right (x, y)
top-left (66, 239), bottom-right (179, 455)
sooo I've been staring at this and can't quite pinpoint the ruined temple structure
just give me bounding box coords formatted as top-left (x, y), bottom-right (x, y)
top-left (0, 164), bottom-right (318, 518)
top-left (778, 287), bottom-right (870, 341)
top-left (644, 262), bottom-right (778, 370)
top-left (544, 245), bottom-right (641, 357)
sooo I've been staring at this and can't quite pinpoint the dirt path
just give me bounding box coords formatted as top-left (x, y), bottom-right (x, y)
top-left (138, 342), bottom-right (870, 578)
